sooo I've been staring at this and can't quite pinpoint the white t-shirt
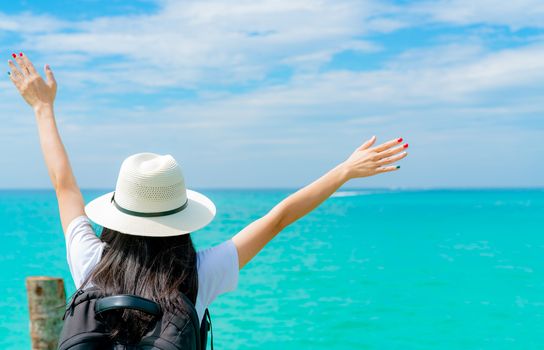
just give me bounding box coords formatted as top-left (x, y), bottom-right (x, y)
top-left (65, 215), bottom-right (239, 325)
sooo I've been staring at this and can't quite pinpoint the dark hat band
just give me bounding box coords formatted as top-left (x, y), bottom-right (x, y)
top-left (110, 192), bottom-right (189, 217)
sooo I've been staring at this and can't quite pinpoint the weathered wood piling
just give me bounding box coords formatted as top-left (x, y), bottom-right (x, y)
top-left (26, 277), bottom-right (66, 350)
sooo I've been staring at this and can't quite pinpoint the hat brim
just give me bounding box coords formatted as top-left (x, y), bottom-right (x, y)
top-left (84, 189), bottom-right (216, 237)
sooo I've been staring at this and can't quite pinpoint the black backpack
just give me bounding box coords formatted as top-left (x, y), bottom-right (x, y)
top-left (57, 286), bottom-right (213, 350)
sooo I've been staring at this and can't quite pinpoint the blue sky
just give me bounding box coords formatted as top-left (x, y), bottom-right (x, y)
top-left (0, 0), bottom-right (543, 189)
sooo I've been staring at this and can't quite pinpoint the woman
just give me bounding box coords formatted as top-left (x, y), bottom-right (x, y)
top-left (8, 53), bottom-right (408, 345)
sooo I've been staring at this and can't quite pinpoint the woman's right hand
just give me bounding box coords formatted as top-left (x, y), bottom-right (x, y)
top-left (8, 52), bottom-right (57, 112)
top-left (341, 136), bottom-right (408, 180)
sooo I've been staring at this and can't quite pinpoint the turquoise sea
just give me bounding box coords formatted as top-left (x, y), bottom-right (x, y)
top-left (1, 188), bottom-right (543, 349)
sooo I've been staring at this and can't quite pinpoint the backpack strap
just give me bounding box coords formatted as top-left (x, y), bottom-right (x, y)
top-left (178, 292), bottom-right (202, 350)
top-left (95, 294), bottom-right (162, 317)
top-left (202, 308), bottom-right (214, 350)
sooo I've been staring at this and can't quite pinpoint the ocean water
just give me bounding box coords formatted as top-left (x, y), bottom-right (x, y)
top-left (1, 188), bottom-right (543, 349)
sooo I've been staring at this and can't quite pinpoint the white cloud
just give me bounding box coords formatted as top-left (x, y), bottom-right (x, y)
top-left (6, 0), bottom-right (388, 90)
top-left (409, 0), bottom-right (544, 29)
top-left (182, 42), bottom-right (544, 113)
top-left (0, 12), bottom-right (68, 33)
top-left (3, 0), bottom-right (543, 92)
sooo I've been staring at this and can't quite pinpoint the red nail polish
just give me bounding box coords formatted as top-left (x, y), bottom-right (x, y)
top-left (19, 52), bottom-right (23, 57)
top-left (403, 143), bottom-right (409, 149)
top-left (397, 138), bottom-right (403, 143)
top-left (11, 53), bottom-right (16, 58)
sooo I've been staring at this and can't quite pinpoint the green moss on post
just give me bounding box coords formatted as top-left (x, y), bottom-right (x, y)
top-left (26, 277), bottom-right (66, 350)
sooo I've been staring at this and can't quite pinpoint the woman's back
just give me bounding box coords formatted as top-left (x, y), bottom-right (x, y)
top-left (66, 215), bottom-right (239, 343)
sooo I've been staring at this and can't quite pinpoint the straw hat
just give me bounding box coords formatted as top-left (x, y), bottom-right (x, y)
top-left (85, 152), bottom-right (216, 237)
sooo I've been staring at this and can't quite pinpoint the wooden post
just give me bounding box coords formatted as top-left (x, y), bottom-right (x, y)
top-left (26, 277), bottom-right (66, 350)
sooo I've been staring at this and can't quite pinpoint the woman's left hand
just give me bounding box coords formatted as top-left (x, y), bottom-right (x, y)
top-left (341, 135), bottom-right (408, 179)
top-left (8, 52), bottom-right (57, 111)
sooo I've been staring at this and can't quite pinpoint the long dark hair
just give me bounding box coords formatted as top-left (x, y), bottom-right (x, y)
top-left (79, 226), bottom-right (198, 344)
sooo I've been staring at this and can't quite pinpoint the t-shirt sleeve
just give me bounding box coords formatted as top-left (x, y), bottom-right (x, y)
top-left (65, 215), bottom-right (105, 289)
top-left (196, 239), bottom-right (239, 308)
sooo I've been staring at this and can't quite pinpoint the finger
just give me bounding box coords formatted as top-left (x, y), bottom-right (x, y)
top-left (375, 143), bottom-right (408, 160)
top-left (8, 59), bottom-right (22, 78)
top-left (376, 165), bottom-right (401, 173)
top-left (14, 52), bottom-right (30, 76)
top-left (7, 71), bottom-right (22, 89)
top-left (370, 137), bottom-right (404, 153)
top-left (357, 135), bottom-right (376, 151)
top-left (44, 64), bottom-right (57, 89)
top-left (376, 151), bottom-right (407, 166)
top-left (20, 52), bottom-right (38, 76)
top-left (8, 60), bottom-right (24, 86)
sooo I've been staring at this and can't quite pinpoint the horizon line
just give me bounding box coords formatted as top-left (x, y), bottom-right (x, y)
top-left (1, 186), bottom-right (543, 191)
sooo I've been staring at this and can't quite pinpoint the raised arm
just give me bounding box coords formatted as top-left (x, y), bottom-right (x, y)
top-left (231, 135), bottom-right (408, 269)
top-left (8, 52), bottom-right (84, 234)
